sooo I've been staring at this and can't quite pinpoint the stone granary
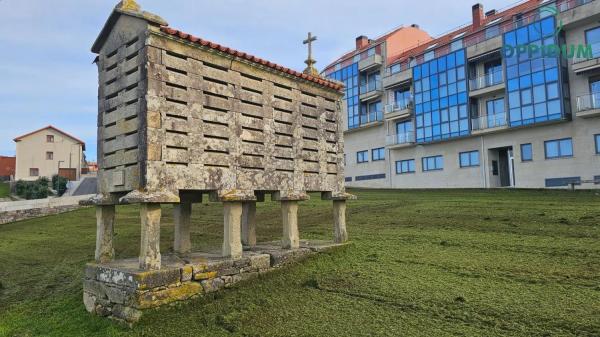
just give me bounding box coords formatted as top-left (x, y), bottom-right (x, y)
top-left (82, 0), bottom-right (354, 323)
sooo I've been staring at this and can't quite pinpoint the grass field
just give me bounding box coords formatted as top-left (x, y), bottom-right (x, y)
top-left (0, 189), bottom-right (599, 336)
top-left (0, 183), bottom-right (9, 198)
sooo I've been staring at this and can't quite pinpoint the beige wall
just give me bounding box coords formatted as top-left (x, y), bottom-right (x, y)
top-left (15, 128), bottom-right (84, 181)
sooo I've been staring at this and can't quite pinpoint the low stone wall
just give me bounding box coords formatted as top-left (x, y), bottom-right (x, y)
top-left (83, 241), bottom-right (346, 324)
top-left (0, 195), bottom-right (93, 225)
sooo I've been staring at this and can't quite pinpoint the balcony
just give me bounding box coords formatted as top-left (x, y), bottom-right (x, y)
top-left (358, 54), bottom-right (383, 72)
top-left (386, 132), bottom-right (415, 148)
top-left (560, 0), bottom-right (598, 28)
top-left (383, 68), bottom-right (412, 88)
top-left (471, 112), bottom-right (508, 134)
top-left (576, 93), bottom-right (600, 118)
top-left (469, 70), bottom-right (504, 97)
top-left (359, 81), bottom-right (383, 102)
top-left (572, 44), bottom-right (600, 75)
top-left (384, 98), bottom-right (413, 120)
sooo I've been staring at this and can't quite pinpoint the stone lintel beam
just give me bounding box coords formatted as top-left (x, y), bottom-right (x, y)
top-left (80, 194), bottom-right (121, 206)
top-left (119, 190), bottom-right (180, 204)
top-left (271, 191), bottom-right (310, 202)
top-left (321, 191), bottom-right (357, 201)
top-left (209, 190), bottom-right (257, 203)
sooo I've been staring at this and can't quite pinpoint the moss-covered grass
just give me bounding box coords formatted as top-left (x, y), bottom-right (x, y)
top-left (0, 183), bottom-right (9, 198)
top-left (0, 189), bottom-right (599, 336)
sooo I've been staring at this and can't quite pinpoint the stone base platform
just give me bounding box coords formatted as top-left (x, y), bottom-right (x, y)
top-left (83, 240), bottom-right (348, 323)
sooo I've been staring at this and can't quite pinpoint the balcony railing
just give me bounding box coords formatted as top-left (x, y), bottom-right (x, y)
top-left (384, 98), bottom-right (413, 114)
top-left (471, 112), bottom-right (508, 130)
top-left (576, 93), bottom-right (600, 111)
top-left (386, 132), bottom-right (415, 146)
top-left (360, 81), bottom-right (382, 94)
top-left (469, 70), bottom-right (504, 91)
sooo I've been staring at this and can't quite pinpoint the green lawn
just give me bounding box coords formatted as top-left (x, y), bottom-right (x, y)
top-left (0, 189), bottom-right (599, 336)
top-left (0, 182), bottom-right (9, 198)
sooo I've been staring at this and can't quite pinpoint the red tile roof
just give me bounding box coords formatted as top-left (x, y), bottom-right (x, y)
top-left (14, 125), bottom-right (86, 151)
top-left (160, 27), bottom-right (344, 92)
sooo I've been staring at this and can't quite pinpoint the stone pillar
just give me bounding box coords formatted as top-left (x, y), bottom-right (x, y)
top-left (223, 201), bottom-right (243, 259)
top-left (174, 203), bottom-right (192, 255)
top-left (281, 201), bottom-right (299, 249)
top-left (333, 200), bottom-right (348, 243)
top-left (95, 205), bottom-right (115, 263)
top-left (241, 201), bottom-right (256, 247)
top-left (139, 203), bottom-right (162, 270)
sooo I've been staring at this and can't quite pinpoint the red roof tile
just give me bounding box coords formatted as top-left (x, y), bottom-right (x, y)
top-left (160, 27), bottom-right (344, 91)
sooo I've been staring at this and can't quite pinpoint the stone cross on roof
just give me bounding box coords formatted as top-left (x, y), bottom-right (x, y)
top-left (303, 32), bottom-right (319, 76)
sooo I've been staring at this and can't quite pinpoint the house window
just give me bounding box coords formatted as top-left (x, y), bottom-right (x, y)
top-left (367, 47), bottom-right (376, 57)
top-left (595, 134), bottom-right (600, 154)
top-left (357, 151), bottom-right (369, 163)
top-left (424, 50), bottom-right (435, 61)
top-left (545, 138), bottom-right (573, 159)
top-left (372, 148), bottom-right (385, 161)
top-left (485, 24), bottom-right (501, 39)
top-left (29, 168), bottom-right (39, 177)
top-left (459, 151), bottom-right (480, 168)
top-left (486, 98), bottom-right (506, 128)
top-left (396, 159), bottom-right (415, 174)
top-left (585, 26), bottom-right (600, 59)
top-left (46, 135), bottom-right (54, 143)
top-left (46, 152), bottom-right (54, 160)
top-left (422, 155), bottom-right (444, 171)
top-left (521, 143), bottom-right (533, 161)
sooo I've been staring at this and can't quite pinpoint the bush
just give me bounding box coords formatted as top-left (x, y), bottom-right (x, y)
top-left (15, 178), bottom-right (50, 200)
top-left (51, 175), bottom-right (69, 196)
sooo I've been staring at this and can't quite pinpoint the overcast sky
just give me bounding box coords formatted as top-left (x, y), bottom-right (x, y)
top-left (0, 0), bottom-right (509, 161)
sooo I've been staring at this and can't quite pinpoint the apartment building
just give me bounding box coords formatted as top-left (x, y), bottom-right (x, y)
top-left (323, 0), bottom-right (600, 189)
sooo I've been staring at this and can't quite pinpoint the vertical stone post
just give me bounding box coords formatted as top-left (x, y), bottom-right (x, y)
top-left (174, 203), bottom-right (192, 255)
top-left (241, 201), bottom-right (257, 247)
top-left (139, 203), bottom-right (162, 270)
top-left (333, 200), bottom-right (348, 243)
top-left (281, 201), bottom-right (300, 249)
top-left (223, 201), bottom-right (243, 259)
top-left (95, 205), bottom-right (115, 263)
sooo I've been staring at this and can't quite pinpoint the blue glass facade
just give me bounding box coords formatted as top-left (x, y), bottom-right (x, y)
top-left (327, 63), bottom-right (360, 129)
top-left (504, 16), bottom-right (565, 127)
top-left (413, 49), bottom-right (469, 143)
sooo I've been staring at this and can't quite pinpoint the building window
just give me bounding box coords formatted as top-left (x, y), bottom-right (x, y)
top-left (585, 26), bottom-right (600, 59)
top-left (521, 143), bottom-right (533, 161)
top-left (394, 88), bottom-right (412, 109)
top-left (326, 63), bottom-right (359, 129)
top-left (390, 63), bottom-right (401, 75)
top-left (424, 50), bottom-right (435, 61)
top-left (459, 151), bottom-right (480, 168)
top-left (357, 151), bottom-right (368, 163)
top-left (46, 135), bottom-right (54, 143)
top-left (504, 16), bottom-right (563, 127)
top-left (545, 138), bottom-right (573, 159)
top-left (396, 159), bottom-right (415, 174)
top-left (46, 152), bottom-right (53, 160)
top-left (413, 48), bottom-right (468, 143)
top-left (372, 148), bottom-right (385, 161)
top-left (367, 47), bottom-right (376, 57)
top-left (485, 98), bottom-right (506, 128)
top-left (29, 168), bottom-right (39, 177)
top-left (485, 24), bottom-right (500, 39)
top-left (595, 134), bottom-right (600, 154)
top-left (450, 39), bottom-right (463, 52)
top-left (422, 155), bottom-right (444, 171)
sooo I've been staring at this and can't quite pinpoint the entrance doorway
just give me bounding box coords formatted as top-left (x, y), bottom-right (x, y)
top-left (490, 146), bottom-right (515, 187)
